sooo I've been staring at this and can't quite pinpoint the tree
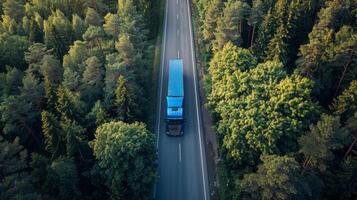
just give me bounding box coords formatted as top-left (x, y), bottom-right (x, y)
top-left (207, 42), bottom-right (257, 110)
top-left (247, 0), bottom-right (265, 47)
top-left (63, 40), bottom-right (89, 74)
top-left (25, 43), bottom-right (51, 75)
top-left (0, 33), bottom-right (30, 71)
top-left (20, 71), bottom-right (44, 111)
top-left (213, 0), bottom-right (244, 51)
top-left (0, 136), bottom-right (42, 200)
top-left (40, 55), bottom-right (63, 85)
top-left (103, 12), bottom-right (120, 40)
top-left (91, 121), bottom-right (156, 199)
top-left (1, 95), bottom-right (41, 148)
top-left (331, 80), bottom-right (357, 122)
top-left (298, 114), bottom-right (350, 171)
top-left (202, 0), bottom-right (222, 42)
top-left (115, 75), bottom-right (130, 121)
top-left (46, 157), bottom-right (81, 200)
top-left (3, 0), bottom-right (25, 22)
top-left (211, 61), bottom-right (319, 165)
top-left (2, 66), bottom-right (23, 96)
top-left (82, 25), bottom-right (105, 60)
top-left (43, 10), bottom-right (73, 58)
top-left (81, 56), bottom-right (104, 108)
top-left (85, 7), bottom-right (102, 26)
top-left (41, 110), bottom-right (65, 158)
top-left (240, 155), bottom-right (312, 200)
top-left (296, 1), bottom-right (356, 105)
top-left (55, 86), bottom-right (83, 121)
top-left (86, 100), bottom-right (109, 133)
top-left (325, 156), bottom-right (357, 200)
top-left (72, 14), bottom-right (87, 40)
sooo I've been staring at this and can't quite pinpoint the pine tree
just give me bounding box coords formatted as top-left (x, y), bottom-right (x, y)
top-left (202, 0), bottom-right (222, 42)
top-left (85, 7), bottom-right (103, 26)
top-left (115, 75), bottom-right (129, 121)
top-left (0, 136), bottom-right (42, 199)
top-left (103, 12), bottom-right (120, 40)
top-left (41, 110), bottom-right (65, 158)
top-left (213, 0), bottom-right (244, 51)
top-left (81, 56), bottom-right (104, 106)
top-left (299, 114), bottom-right (350, 171)
top-left (240, 155), bottom-right (311, 200)
top-left (72, 14), bottom-right (87, 40)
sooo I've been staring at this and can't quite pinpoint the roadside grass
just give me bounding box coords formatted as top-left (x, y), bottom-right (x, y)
top-left (147, 0), bottom-right (165, 133)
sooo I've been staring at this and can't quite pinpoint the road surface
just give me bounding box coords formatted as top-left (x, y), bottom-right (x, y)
top-left (155, 0), bottom-right (210, 198)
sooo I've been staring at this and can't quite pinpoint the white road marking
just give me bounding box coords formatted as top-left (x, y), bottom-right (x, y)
top-left (177, 0), bottom-right (178, 5)
top-left (186, 0), bottom-right (209, 198)
top-left (154, 0), bottom-right (168, 197)
top-left (179, 143), bottom-right (182, 162)
top-left (177, 14), bottom-right (179, 20)
top-left (178, 50), bottom-right (180, 58)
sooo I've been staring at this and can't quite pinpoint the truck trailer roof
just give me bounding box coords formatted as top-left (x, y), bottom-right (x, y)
top-left (168, 59), bottom-right (184, 97)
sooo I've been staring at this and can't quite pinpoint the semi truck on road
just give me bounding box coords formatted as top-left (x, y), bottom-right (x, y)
top-left (166, 59), bottom-right (184, 136)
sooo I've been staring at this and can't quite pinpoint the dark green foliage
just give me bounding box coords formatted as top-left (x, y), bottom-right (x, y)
top-left (0, 33), bottom-right (30, 71)
top-left (194, 0), bottom-right (357, 199)
top-left (0, 0), bottom-right (157, 199)
top-left (299, 114), bottom-right (349, 171)
top-left (91, 121), bottom-right (157, 199)
top-left (0, 136), bottom-right (42, 200)
top-left (297, 0), bottom-right (356, 105)
top-left (240, 155), bottom-right (315, 200)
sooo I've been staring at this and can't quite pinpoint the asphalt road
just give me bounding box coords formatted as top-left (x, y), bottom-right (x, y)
top-left (154, 0), bottom-right (210, 198)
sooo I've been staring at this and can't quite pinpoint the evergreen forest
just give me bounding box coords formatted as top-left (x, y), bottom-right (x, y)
top-left (0, 0), bottom-right (159, 199)
top-left (192, 0), bottom-right (356, 199)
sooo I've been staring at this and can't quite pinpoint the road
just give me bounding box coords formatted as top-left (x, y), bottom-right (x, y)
top-left (155, 0), bottom-right (210, 198)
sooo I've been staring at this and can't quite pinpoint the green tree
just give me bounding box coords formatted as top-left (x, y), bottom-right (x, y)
top-left (72, 14), bottom-right (87, 40)
top-left (82, 25), bottom-right (105, 60)
top-left (3, 0), bottom-right (25, 22)
top-left (213, 0), bottom-right (244, 51)
top-left (41, 110), bottom-right (65, 158)
top-left (91, 121), bottom-right (156, 199)
top-left (207, 42), bottom-right (257, 110)
top-left (240, 155), bottom-right (311, 200)
top-left (103, 12), bottom-right (120, 40)
top-left (0, 136), bottom-right (42, 200)
top-left (1, 95), bottom-right (41, 147)
top-left (331, 80), bottom-right (357, 122)
top-left (115, 75), bottom-right (130, 121)
top-left (86, 100), bottom-right (109, 133)
top-left (299, 114), bottom-right (350, 171)
top-left (211, 61), bottom-right (319, 164)
top-left (55, 86), bottom-right (83, 121)
top-left (202, 0), bottom-right (222, 42)
top-left (81, 56), bottom-right (104, 108)
top-left (0, 33), bottom-right (30, 71)
top-left (297, 0), bottom-right (356, 104)
top-left (20, 71), bottom-right (44, 111)
top-left (85, 7), bottom-right (102, 26)
top-left (43, 9), bottom-right (73, 58)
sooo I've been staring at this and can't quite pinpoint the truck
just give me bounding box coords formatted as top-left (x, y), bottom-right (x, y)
top-left (166, 59), bottom-right (184, 136)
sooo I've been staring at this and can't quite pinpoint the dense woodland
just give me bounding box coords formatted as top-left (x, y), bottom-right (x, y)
top-left (193, 0), bottom-right (356, 199)
top-left (0, 0), bottom-right (159, 199)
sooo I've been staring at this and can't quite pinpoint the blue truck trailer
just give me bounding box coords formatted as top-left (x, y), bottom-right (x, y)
top-left (166, 59), bottom-right (184, 136)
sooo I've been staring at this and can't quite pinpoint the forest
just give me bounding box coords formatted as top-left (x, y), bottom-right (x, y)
top-left (0, 0), bottom-right (159, 199)
top-left (192, 0), bottom-right (356, 199)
